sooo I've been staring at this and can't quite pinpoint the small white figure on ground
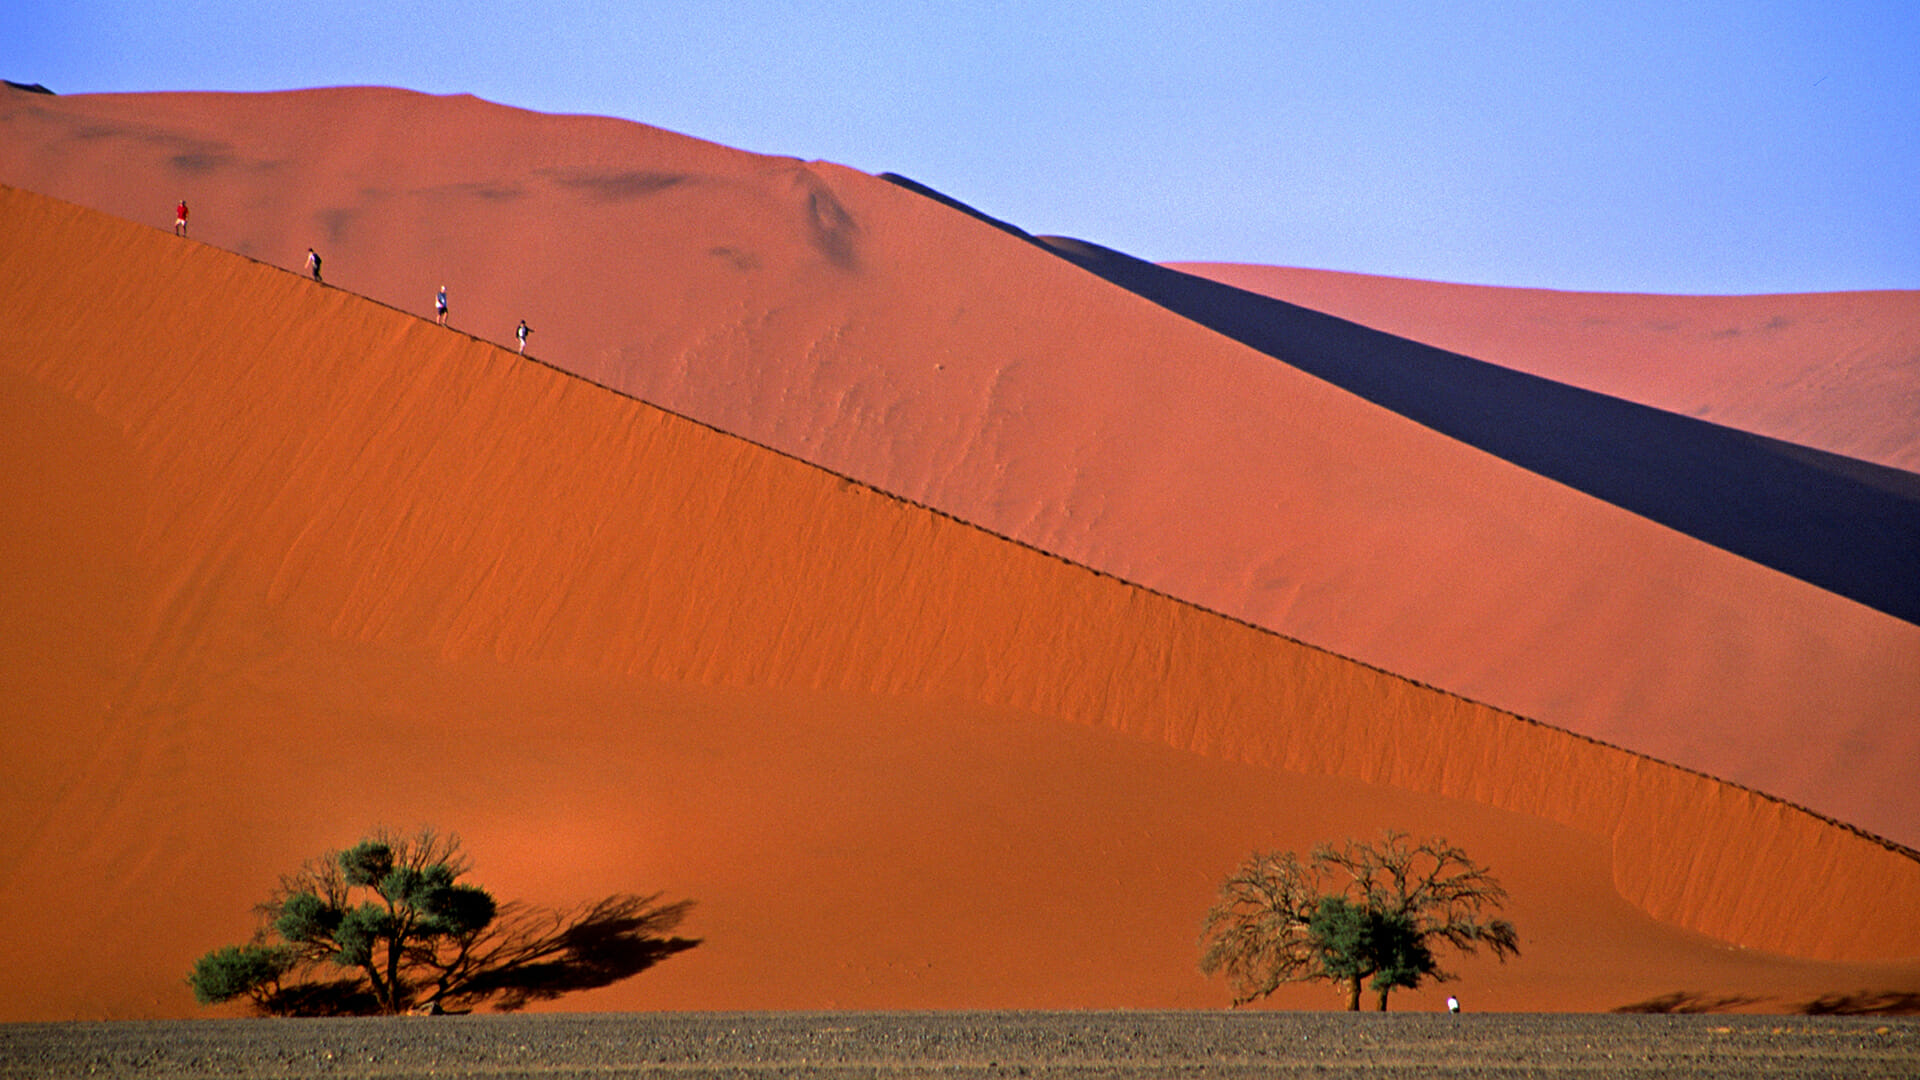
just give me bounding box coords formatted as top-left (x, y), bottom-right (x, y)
top-left (1446, 995), bottom-right (1460, 1014)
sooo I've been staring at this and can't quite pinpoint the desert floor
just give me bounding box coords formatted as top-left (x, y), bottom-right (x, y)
top-left (2, 1012), bottom-right (1915, 1079)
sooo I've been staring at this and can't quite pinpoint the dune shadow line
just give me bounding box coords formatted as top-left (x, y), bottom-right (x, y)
top-left (1031, 236), bottom-right (1920, 625)
top-left (887, 170), bottom-right (1920, 627)
top-left (880, 176), bottom-right (1920, 624)
top-left (1036, 236), bottom-right (1920, 624)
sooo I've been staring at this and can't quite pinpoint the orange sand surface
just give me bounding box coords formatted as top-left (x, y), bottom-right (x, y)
top-left (5, 88), bottom-right (1916, 851)
top-left (4, 186), bottom-right (1918, 1021)
top-left (1168, 262), bottom-right (1920, 475)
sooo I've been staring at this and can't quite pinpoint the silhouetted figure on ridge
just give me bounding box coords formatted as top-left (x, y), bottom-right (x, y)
top-left (516, 319), bottom-right (531, 354)
top-left (306, 247), bottom-right (322, 283)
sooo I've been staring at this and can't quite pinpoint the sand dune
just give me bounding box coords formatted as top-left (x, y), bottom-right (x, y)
top-left (3, 86), bottom-right (1914, 849)
top-left (1169, 262), bottom-right (1920, 475)
top-left (1047, 237), bottom-right (1920, 626)
top-left (3, 185), bottom-right (1918, 1021)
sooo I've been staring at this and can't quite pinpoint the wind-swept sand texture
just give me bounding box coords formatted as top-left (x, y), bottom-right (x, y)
top-left (1167, 263), bottom-right (1920, 474)
top-left (4, 186), bottom-right (1919, 1020)
top-left (4, 86), bottom-right (1915, 849)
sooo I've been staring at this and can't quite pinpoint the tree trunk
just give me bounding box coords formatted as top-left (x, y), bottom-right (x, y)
top-left (362, 960), bottom-right (392, 1014)
top-left (1376, 986), bottom-right (1391, 1011)
top-left (1344, 975), bottom-right (1362, 1011)
top-left (383, 929), bottom-right (408, 1014)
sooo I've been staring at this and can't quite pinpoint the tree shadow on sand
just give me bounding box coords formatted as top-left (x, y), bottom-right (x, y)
top-left (455, 895), bottom-right (701, 1012)
top-left (252, 894), bottom-right (699, 1016)
top-left (1801, 991), bottom-right (1920, 1015)
top-left (1615, 990), bottom-right (1920, 1016)
top-left (1614, 992), bottom-right (1770, 1014)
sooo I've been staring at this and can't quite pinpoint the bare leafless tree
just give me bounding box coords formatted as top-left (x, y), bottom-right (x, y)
top-left (1198, 850), bottom-right (1323, 1006)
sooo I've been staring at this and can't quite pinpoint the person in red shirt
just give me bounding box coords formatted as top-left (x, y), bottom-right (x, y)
top-left (174, 199), bottom-right (189, 236)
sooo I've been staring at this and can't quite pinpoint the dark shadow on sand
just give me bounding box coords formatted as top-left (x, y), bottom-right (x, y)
top-left (1615, 992), bottom-right (1771, 1014)
top-left (1037, 235), bottom-right (1920, 627)
top-left (877, 176), bottom-right (1920, 625)
top-left (1803, 991), bottom-right (1920, 1016)
top-left (1616, 990), bottom-right (1920, 1016)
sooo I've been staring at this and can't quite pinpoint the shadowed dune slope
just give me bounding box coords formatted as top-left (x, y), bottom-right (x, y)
top-left (4, 86), bottom-right (1917, 852)
top-left (1044, 238), bottom-right (1920, 626)
top-left (1169, 263), bottom-right (1920, 475)
top-left (5, 187), bottom-right (1920, 1019)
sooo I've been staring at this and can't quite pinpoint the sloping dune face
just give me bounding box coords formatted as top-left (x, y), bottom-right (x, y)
top-left (1056, 240), bottom-right (1920, 630)
top-left (4, 187), bottom-right (1920, 1020)
top-left (1168, 262), bottom-right (1920, 475)
top-left (4, 87), bottom-right (1915, 849)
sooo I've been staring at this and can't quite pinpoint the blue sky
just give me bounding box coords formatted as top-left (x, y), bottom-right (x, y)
top-left (18, 1), bottom-right (1920, 294)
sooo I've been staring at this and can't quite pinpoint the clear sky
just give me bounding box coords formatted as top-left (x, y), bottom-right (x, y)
top-left (18, 1), bottom-right (1920, 294)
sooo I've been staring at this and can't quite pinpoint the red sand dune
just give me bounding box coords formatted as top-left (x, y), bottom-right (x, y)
top-left (1166, 263), bottom-right (1920, 474)
top-left (5, 83), bottom-right (1920, 1020)
top-left (4, 87), bottom-right (1915, 850)
top-left (1046, 236), bottom-right (1920, 631)
top-left (4, 186), bottom-right (1918, 1022)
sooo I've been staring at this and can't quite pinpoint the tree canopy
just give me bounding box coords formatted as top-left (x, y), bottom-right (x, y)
top-left (1199, 831), bottom-right (1518, 1010)
top-left (188, 828), bottom-right (698, 1015)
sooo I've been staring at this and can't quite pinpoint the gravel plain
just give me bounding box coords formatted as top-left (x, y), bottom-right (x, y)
top-left (3, 1011), bottom-right (1915, 1079)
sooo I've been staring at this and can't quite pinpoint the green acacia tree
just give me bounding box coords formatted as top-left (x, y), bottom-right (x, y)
top-left (188, 828), bottom-right (697, 1015)
top-left (1306, 895), bottom-right (1433, 1011)
top-left (1200, 832), bottom-right (1518, 1011)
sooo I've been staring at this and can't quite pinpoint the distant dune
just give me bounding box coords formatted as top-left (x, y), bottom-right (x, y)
top-left (1051, 238), bottom-right (1920, 627)
top-left (1168, 262), bottom-right (1920, 475)
top-left (3, 85), bottom-right (1919, 1020)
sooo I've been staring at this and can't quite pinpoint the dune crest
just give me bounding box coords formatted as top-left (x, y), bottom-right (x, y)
top-left (2, 186), bottom-right (1917, 1018)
